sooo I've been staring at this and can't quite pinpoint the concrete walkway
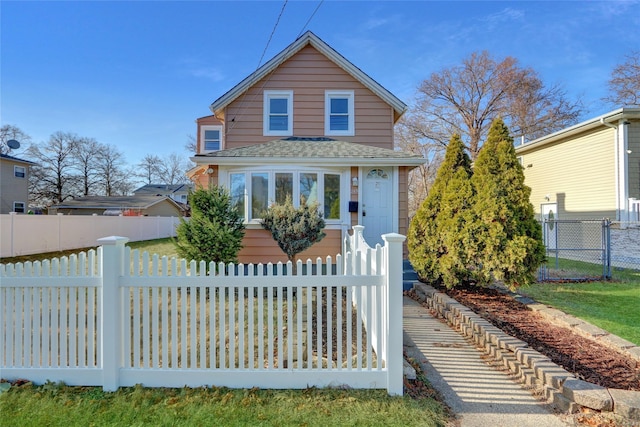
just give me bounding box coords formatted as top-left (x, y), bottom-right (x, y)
top-left (403, 296), bottom-right (571, 427)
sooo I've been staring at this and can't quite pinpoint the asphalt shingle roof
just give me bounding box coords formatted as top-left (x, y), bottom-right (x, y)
top-left (195, 137), bottom-right (424, 161)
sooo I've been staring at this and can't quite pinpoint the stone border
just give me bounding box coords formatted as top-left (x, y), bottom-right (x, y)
top-left (410, 283), bottom-right (640, 422)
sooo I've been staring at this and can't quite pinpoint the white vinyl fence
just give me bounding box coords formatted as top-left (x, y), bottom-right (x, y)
top-left (0, 226), bottom-right (405, 395)
top-left (0, 213), bottom-right (181, 258)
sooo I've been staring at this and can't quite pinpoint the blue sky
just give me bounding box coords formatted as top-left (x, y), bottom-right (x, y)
top-left (2, 0), bottom-right (639, 167)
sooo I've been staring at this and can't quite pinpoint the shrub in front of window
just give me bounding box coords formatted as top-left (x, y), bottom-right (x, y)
top-left (260, 195), bottom-right (326, 273)
top-left (174, 186), bottom-right (245, 264)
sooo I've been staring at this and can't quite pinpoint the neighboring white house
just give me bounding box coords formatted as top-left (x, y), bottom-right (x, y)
top-left (132, 183), bottom-right (193, 205)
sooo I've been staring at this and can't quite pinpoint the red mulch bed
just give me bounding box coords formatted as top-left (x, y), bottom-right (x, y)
top-left (436, 285), bottom-right (640, 391)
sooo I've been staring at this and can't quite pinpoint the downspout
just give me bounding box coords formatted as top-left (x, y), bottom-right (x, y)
top-left (600, 118), bottom-right (627, 223)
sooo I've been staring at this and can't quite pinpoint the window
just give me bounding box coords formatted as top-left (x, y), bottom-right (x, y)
top-left (14, 166), bottom-right (26, 178)
top-left (13, 202), bottom-right (25, 213)
top-left (230, 173), bottom-right (246, 215)
top-left (264, 90), bottom-right (293, 136)
top-left (325, 90), bottom-right (354, 136)
top-left (226, 170), bottom-right (342, 223)
top-left (251, 172), bottom-right (269, 219)
top-left (201, 125), bottom-right (222, 153)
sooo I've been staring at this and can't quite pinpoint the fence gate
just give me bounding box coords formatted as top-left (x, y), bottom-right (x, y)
top-left (539, 219), bottom-right (611, 281)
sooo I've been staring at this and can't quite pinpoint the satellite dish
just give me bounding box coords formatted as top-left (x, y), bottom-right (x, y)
top-left (7, 139), bottom-right (20, 150)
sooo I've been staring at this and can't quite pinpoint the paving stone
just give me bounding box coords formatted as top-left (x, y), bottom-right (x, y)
top-left (624, 346), bottom-right (640, 362)
top-left (403, 358), bottom-right (416, 380)
top-left (562, 378), bottom-right (613, 411)
top-left (540, 366), bottom-right (574, 389)
top-left (609, 388), bottom-right (640, 421)
top-left (549, 388), bottom-right (580, 413)
top-left (574, 322), bottom-right (608, 338)
top-left (495, 335), bottom-right (528, 352)
top-left (599, 334), bottom-right (638, 350)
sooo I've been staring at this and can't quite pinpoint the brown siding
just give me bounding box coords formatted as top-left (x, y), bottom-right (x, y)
top-left (238, 228), bottom-right (342, 265)
top-left (223, 45), bottom-right (395, 149)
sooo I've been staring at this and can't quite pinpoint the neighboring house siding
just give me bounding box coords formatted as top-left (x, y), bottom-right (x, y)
top-left (521, 127), bottom-right (616, 219)
top-left (0, 158), bottom-right (30, 214)
top-left (629, 121), bottom-right (640, 200)
top-left (220, 45), bottom-right (395, 149)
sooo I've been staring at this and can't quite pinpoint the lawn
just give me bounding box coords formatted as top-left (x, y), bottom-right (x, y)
top-left (0, 382), bottom-right (448, 427)
top-left (520, 260), bottom-right (640, 345)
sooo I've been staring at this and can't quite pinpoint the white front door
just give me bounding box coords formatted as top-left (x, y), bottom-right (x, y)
top-left (362, 168), bottom-right (393, 246)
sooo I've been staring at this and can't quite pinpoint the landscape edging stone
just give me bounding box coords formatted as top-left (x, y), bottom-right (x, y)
top-left (409, 282), bottom-right (640, 422)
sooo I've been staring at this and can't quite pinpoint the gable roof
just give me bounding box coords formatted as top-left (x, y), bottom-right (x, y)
top-left (193, 137), bottom-right (425, 167)
top-left (51, 195), bottom-right (185, 211)
top-left (516, 107), bottom-right (640, 154)
top-left (0, 153), bottom-right (38, 166)
top-left (133, 183), bottom-right (194, 195)
top-left (209, 31), bottom-right (407, 121)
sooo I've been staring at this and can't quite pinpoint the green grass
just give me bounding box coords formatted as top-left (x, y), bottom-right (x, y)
top-left (0, 382), bottom-right (448, 427)
top-left (521, 259), bottom-right (640, 345)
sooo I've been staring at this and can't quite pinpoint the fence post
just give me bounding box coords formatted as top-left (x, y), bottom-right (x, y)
top-left (382, 232), bottom-right (406, 396)
top-left (98, 235), bottom-right (129, 391)
top-left (353, 225), bottom-right (364, 252)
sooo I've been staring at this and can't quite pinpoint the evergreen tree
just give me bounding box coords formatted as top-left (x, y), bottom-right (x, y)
top-left (174, 186), bottom-right (245, 264)
top-left (408, 134), bottom-right (473, 286)
top-left (260, 195), bottom-right (326, 271)
top-left (469, 118), bottom-right (545, 288)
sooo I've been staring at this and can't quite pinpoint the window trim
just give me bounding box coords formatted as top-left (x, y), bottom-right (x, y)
top-left (200, 125), bottom-right (223, 153)
top-left (14, 165), bottom-right (26, 178)
top-left (325, 90), bottom-right (354, 136)
top-left (263, 90), bottom-right (293, 136)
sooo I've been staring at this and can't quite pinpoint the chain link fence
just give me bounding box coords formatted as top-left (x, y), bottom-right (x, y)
top-left (539, 219), bottom-right (612, 281)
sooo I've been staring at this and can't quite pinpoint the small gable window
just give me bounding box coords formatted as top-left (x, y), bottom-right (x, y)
top-left (13, 201), bottom-right (25, 213)
top-left (14, 166), bottom-right (26, 178)
top-left (201, 125), bottom-right (222, 153)
top-left (264, 90), bottom-right (293, 136)
top-left (325, 90), bottom-right (354, 136)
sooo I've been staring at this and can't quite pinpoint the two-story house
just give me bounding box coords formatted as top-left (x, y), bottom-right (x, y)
top-left (0, 153), bottom-right (37, 214)
top-left (188, 31), bottom-right (425, 264)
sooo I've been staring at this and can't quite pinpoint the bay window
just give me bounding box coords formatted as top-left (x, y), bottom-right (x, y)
top-left (225, 169), bottom-right (343, 223)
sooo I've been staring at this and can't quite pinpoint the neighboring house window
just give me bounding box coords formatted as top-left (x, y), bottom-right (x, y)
top-left (13, 202), bottom-right (25, 213)
top-left (325, 90), bottom-right (354, 136)
top-left (201, 125), bottom-right (223, 153)
top-left (227, 169), bottom-right (342, 223)
top-left (14, 166), bottom-right (26, 178)
top-left (264, 90), bottom-right (293, 136)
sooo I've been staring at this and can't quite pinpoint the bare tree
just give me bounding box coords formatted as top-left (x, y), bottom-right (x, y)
top-left (414, 51), bottom-right (583, 158)
top-left (27, 131), bottom-right (79, 206)
top-left (185, 134), bottom-right (197, 153)
top-left (136, 154), bottom-right (163, 185)
top-left (158, 152), bottom-right (191, 185)
top-left (96, 144), bottom-right (131, 196)
top-left (395, 115), bottom-right (444, 216)
top-left (603, 50), bottom-right (640, 107)
top-left (72, 137), bottom-right (102, 196)
top-left (1, 124), bottom-right (31, 156)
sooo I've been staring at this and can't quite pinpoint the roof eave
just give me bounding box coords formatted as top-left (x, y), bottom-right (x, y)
top-left (516, 107), bottom-right (640, 154)
top-left (190, 156), bottom-right (425, 167)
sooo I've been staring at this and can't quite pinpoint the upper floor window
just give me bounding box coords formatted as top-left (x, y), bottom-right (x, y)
top-left (325, 90), bottom-right (354, 136)
top-left (264, 90), bottom-right (293, 136)
top-left (14, 165), bottom-right (26, 178)
top-left (13, 202), bottom-right (25, 213)
top-left (201, 125), bottom-right (223, 153)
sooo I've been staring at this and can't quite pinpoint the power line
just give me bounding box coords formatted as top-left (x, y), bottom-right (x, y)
top-left (257, 0), bottom-right (288, 69)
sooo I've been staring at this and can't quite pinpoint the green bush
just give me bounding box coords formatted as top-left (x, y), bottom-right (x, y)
top-left (468, 118), bottom-right (545, 288)
top-left (409, 119), bottom-right (545, 289)
top-left (408, 134), bottom-right (473, 286)
top-left (174, 186), bottom-right (245, 264)
top-left (260, 195), bottom-right (326, 269)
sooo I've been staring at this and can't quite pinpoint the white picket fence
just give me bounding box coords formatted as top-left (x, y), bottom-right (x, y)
top-left (0, 226), bottom-right (405, 395)
top-left (0, 213), bottom-right (181, 258)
